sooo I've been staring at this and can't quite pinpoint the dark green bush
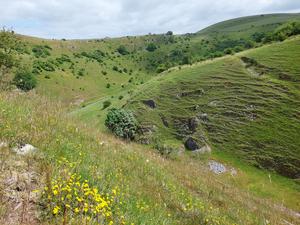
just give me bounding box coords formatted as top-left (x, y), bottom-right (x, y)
top-left (32, 45), bottom-right (51, 58)
top-left (32, 60), bottom-right (55, 74)
top-left (78, 68), bottom-right (85, 76)
top-left (117, 45), bottom-right (129, 55)
top-left (102, 100), bottom-right (111, 109)
top-left (13, 69), bottom-right (37, 91)
top-left (105, 108), bottom-right (138, 140)
top-left (146, 43), bottom-right (157, 52)
top-left (56, 54), bottom-right (71, 64)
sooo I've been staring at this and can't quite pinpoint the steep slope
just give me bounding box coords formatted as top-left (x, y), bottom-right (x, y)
top-left (125, 36), bottom-right (300, 178)
top-left (1, 90), bottom-right (300, 225)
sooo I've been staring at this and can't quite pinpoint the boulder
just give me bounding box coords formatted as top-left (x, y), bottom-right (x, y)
top-left (13, 144), bottom-right (37, 155)
top-left (184, 137), bottom-right (200, 151)
top-left (142, 100), bottom-right (156, 109)
top-left (208, 160), bottom-right (227, 174)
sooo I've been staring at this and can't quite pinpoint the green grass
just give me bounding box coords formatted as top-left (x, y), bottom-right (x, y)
top-left (16, 13), bottom-right (300, 107)
top-left (2, 13), bottom-right (300, 224)
top-left (1, 91), bottom-right (300, 224)
top-left (125, 36), bottom-right (300, 178)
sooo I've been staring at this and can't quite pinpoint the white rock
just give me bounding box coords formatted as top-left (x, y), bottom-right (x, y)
top-left (13, 144), bottom-right (37, 155)
top-left (208, 160), bottom-right (227, 174)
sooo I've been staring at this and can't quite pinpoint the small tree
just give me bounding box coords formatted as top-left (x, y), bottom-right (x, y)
top-left (102, 100), bottom-right (111, 109)
top-left (13, 69), bottom-right (37, 91)
top-left (146, 43), bottom-right (157, 52)
top-left (0, 29), bottom-right (19, 85)
top-left (117, 45), bottom-right (129, 55)
top-left (105, 108), bottom-right (138, 140)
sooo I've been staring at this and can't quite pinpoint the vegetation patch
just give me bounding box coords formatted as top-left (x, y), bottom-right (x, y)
top-left (105, 108), bottom-right (138, 140)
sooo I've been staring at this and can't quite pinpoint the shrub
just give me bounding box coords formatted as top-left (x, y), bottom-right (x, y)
top-left (117, 45), bottom-right (129, 55)
top-left (106, 83), bottom-right (111, 88)
top-left (105, 108), bottom-right (138, 140)
top-left (56, 54), bottom-right (71, 64)
top-left (13, 69), bottom-right (37, 91)
top-left (146, 43), bottom-right (157, 52)
top-left (78, 68), bottom-right (85, 76)
top-left (32, 45), bottom-right (51, 58)
top-left (156, 64), bottom-right (166, 73)
top-left (224, 48), bottom-right (233, 55)
top-left (113, 65), bottom-right (119, 71)
top-left (102, 100), bottom-right (111, 109)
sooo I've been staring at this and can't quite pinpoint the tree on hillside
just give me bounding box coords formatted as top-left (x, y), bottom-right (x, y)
top-left (105, 108), bottom-right (138, 140)
top-left (0, 28), bottom-right (19, 87)
top-left (146, 43), bottom-right (157, 52)
top-left (117, 45), bottom-right (129, 55)
top-left (13, 68), bottom-right (37, 91)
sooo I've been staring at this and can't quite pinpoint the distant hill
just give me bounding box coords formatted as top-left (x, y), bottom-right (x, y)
top-left (198, 13), bottom-right (300, 35)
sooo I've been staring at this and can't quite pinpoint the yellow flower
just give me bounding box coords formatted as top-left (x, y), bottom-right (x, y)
top-left (53, 190), bottom-right (58, 195)
top-left (74, 208), bottom-right (80, 213)
top-left (52, 206), bottom-right (60, 215)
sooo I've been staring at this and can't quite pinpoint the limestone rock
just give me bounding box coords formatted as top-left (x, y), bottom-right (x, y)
top-left (13, 144), bottom-right (37, 155)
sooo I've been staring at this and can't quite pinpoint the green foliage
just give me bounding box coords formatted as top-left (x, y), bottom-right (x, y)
top-left (105, 108), bottom-right (138, 140)
top-left (146, 43), bottom-right (157, 52)
top-left (79, 50), bottom-right (105, 62)
top-left (0, 29), bottom-right (19, 75)
top-left (102, 100), bottom-right (111, 109)
top-left (252, 32), bottom-right (266, 42)
top-left (32, 45), bottom-right (51, 58)
top-left (112, 65), bottom-right (119, 71)
top-left (106, 83), bottom-right (111, 88)
top-left (224, 48), bottom-right (233, 55)
top-left (117, 45), bottom-right (129, 55)
top-left (156, 64), bottom-right (166, 73)
top-left (13, 69), bottom-right (37, 91)
top-left (273, 21), bottom-right (300, 41)
top-left (78, 68), bottom-right (85, 76)
top-left (56, 54), bottom-right (71, 64)
top-left (32, 60), bottom-right (55, 74)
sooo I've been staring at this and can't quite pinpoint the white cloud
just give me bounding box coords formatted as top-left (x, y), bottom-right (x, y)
top-left (0, 0), bottom-right (299, 39)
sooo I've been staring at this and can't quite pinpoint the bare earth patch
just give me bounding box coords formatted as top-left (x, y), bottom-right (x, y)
top-left (0, 143), bottom-right (44, 225)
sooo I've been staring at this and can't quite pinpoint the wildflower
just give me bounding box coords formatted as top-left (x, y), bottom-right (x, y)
top-left (52, 206), bottom-right (60, 215)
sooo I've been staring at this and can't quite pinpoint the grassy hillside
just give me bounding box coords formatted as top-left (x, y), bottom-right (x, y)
top-left (198, 13), bottom-right (300, 36)
top-left (125, 36), bottom-right (300, 178)
top-left (1, 91), bottom-right (300, 225)
top-left (16, 13), bottom-right (300, 107)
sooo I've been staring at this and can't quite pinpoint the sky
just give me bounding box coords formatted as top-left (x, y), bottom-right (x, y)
top-left (0, 0), bottom-right (300, 39)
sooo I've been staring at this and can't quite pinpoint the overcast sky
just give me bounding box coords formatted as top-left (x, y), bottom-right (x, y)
top-left (0, 0), bottom-right (300, 39)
